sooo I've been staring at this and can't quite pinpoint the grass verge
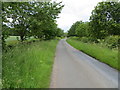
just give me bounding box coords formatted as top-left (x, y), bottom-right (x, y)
top-left (3, 40), bottom-right (58, 88)
top-left (66, 38), bottom-right (118, 70)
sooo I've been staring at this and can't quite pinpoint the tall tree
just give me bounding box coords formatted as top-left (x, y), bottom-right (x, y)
top-left (2, 1), bottom-right (64, 42)
top-left (30, 2), bottom-right (64, 40)
top-left (56, 28), bottom-right (64, 37)
top-left (76, 22), bottom-right (89, 37)
top-left (2, 2), bottom-right (32, 41)
top-left (68, 21), bottom-right (82, 36)
top-left (90, 1), bottom-right (120, 39)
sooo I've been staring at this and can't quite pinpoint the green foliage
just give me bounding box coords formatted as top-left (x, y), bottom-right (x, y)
top-left (76, 22), bottom-right (90, 37)
top-left (79, 37), bottom-right (90, 43)
top-left (2, 40), bottom-right (58, 88)
top-left (2, 2), bottom-right (32, 41)
top-left (71, 35), bottom-right (119, 49)
top-left (56, 28), bottom-right (64, 37)
top-left (67, 38), bottom-right (118, 70)
top-left (67, 1), bottom-right (120, 51)
top-left (68, 21), bottom-right (91, 39)
top-left (104, 35), bottom-right (119, 49)
top-left (90, 1), bottom-right (120, 39)
top-left (2, 1), bottom-right (64, 44)
top-left (68, 21), bottom-right (82, 36)
top-left (2, 25), bottom-right (10, 49)
top-left (29, 2), bottom-right (64, 40)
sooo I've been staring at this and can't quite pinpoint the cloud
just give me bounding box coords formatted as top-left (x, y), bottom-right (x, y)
top-left (53, 0), bottom-right (103, 32)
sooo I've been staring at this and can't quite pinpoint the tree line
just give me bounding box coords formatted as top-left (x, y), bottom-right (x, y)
top-left (2, 1), bottom-right (64, 47)
top-left (68, 1), bottom-right (120, 42)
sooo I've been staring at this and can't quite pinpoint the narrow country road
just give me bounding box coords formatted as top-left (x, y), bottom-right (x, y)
top-left (50, 39), bottom-right (118, 88)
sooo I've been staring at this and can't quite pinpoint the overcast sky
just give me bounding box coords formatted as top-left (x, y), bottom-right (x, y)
top-left (53, 0), bottom-right (103, 32)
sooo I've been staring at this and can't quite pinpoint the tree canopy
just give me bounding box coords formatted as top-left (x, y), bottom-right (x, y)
top-left (2, 1), bottom-right (64, 42)
top-left (68, 21), bottom-right (82, 37)
top-left (90, 1), bottom-right (120, 39)
top-left (76, 22), bottom-right (89, 37)
top-left (68, 1), bottom-right (120, 41)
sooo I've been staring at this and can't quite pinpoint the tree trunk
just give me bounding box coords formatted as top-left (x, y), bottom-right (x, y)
top-left (20, 35), bottom-right (24, 41)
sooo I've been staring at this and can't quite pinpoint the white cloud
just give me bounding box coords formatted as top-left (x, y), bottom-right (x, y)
top-left (53, 0), bottom-right (103, 32)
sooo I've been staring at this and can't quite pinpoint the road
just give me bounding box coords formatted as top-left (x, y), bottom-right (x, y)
top-left (50, 39), bottom-right (118, 88)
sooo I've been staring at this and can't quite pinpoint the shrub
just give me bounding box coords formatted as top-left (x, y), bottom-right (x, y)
top-left (80, 37), bottom-right (89, 43)
top-left (104, 35), bottom-right (119, 49)
top-left (78, 37), bottom-right (97, 43)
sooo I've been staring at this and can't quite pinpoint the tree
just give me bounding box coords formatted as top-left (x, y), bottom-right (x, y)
top-left (2, 1), bottom-right (64, 42)
top-left (76, 22), bottom-right (89, 37)
top-left (68, 21), bottom-right (82, 36)
top-left (89, 1), bottom-right (120, 39)
top-left (56, 28), bottom-right (64, 37)
top-left (2, 2), bottom-right (13, 49)
top-left (2, 2), bottom-right (32, 41)
top-left (29, 2), bottom-right (64, 40)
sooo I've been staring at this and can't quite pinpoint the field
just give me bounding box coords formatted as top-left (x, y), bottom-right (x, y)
top-left (66, 38), bottom-right (118, 70)
top-left (5, 36), bottom-right (19, 45)
top-left (5, 36), bottom-right (20, 41)
top-left (5, 36), bottom-right (36, 45)
top-left (3, 39), bottom-right (58, 88)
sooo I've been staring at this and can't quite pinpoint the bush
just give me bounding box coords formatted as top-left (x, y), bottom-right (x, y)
top-left (78, 37), bottom-right (97, 43)
top-left (80, 37), bottom-right (89, 43)
top-left (104, 35), bottom-right (119, 49)
top-left (68, 36), bottom-right (78, 40)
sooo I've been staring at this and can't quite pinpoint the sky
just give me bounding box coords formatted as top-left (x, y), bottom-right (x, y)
top-left (53, 0), bottom-right (103, 32)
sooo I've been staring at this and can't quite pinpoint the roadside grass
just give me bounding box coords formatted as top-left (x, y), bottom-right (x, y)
top-left (66, 38), bottom-right (119, 70)
top-left (2, 40), bottom-right (58, 88)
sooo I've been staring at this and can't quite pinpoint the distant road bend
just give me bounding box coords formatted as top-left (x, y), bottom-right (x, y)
top-left (50, 39), bottom-right (118, 88)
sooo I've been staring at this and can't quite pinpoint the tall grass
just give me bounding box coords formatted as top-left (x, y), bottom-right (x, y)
top-left (3, 40), bottom-right (58, 88)
top-left (66, 38), bottom-right (118, 70)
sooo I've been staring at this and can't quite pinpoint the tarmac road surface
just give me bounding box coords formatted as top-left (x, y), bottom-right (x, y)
top-left (50, 39), bottom-right (118, 88)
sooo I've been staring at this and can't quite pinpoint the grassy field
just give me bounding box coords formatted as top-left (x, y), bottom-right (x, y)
top-left (3, 40), bottom-right (58, 88)
top-left (66, 38), bottom-right (118, 70)
top-left (5, 36), bottom-right (20, 41)
top-left (5, 36), bottom-right (20, 45)
top-left (5, 36), bottom-right (36, 45)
